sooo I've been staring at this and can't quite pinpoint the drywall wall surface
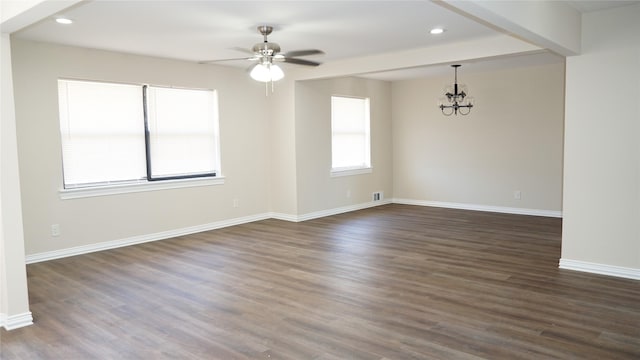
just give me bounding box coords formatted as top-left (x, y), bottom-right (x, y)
top-left (294, 77), bottom-right (393, 215)
top-left (562, 4), bottom-right (640, 269)
top-left (392, 62), bottom-right (565, 213)
top-left (1, 33), bottom-right (31, 327)
top-left (11, 39), bottom-right (272, 255)
top-left (268, 77), bottom-right (299, 218)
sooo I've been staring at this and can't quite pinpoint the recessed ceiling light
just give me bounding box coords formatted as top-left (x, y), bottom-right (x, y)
top-left (430, 28), bottom-right (445, 35)
top-left (55, 18), bottom-right (73, 25)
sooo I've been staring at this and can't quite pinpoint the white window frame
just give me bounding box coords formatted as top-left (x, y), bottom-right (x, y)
top-left (57, 79), bottom-right (224, 200)
top-left (330, 95), bottom-right (372, 177)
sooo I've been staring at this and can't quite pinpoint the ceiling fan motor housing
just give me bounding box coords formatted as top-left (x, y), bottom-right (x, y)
top-left (252, 42), bottom-right (280, 56)
top-left (253, 25), bottom-right (281, 57)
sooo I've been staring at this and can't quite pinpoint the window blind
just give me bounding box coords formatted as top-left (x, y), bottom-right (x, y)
top-left (58, 80), bottom-right (146, 187)
top-left (144, 86), bottom-right (219, 179)
top-left (331, 96), bottom-right (371, 170)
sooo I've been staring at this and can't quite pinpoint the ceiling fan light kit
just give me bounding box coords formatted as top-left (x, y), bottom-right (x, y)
top-left (250, 63), bottom-right (284, 82)
top-left (438, 64), bottom-right (474, 116)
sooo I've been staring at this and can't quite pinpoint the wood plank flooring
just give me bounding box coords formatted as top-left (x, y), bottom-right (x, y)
top-left (1, 204), bottom-right (639, 359)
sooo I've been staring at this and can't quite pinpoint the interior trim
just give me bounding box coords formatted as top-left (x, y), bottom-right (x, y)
top-left (1, 312), bottom-right (33, 331)
top-left (559, 259), bottom-right (640, 280)
top-left (393, 198), bottom-right (562, 218)
top-left (25, 213), bottom-right (269, 264)
top-left (26, 199), bottom-right (562, 265)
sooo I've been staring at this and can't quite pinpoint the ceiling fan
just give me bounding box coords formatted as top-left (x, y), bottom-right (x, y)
top-left (200, 25), bottom-right (324, 83)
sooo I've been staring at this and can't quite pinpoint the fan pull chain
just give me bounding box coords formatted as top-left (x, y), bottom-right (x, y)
top-left (263, 79), bottom-right (276, 96)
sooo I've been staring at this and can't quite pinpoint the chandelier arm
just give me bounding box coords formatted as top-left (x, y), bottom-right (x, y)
top-left (440, 105), bottom-right (454, 116)
top-left (438, 64), bottom-right (473, 116)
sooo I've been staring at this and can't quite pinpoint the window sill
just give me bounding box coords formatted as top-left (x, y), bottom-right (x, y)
top-left (59, 176), bottom-right (225, 200)
top-left (330, 167), bottom-right (372, 178)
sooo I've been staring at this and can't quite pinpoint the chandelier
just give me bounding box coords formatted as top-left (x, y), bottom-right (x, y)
top-left (439, 64), bottom-right (474, 116)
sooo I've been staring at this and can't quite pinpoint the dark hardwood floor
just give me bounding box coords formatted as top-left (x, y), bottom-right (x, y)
top-left (2, 204), bottom-right (639, 359)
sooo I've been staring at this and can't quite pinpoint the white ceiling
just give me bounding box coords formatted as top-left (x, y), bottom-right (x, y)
top-left (565, 0), bottom-right (639, 13)
top-left (10, 0), bottom-right (638, 81)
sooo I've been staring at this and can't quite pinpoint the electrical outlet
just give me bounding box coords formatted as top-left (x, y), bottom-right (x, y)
top-left (346, 189), bottom-right (351, 198)
top-left (51, 224), bottom-right (60, 237)
top-left (233, 198), bottom-right (239, 208)
top-left (514, 190), bottom-right (522, 200)
top-left (373, 191), bottom-right (383, 201)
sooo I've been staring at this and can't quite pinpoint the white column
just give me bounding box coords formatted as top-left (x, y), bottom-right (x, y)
top-left (560, 5), bottom-right (640, 279)
top-left (0, 32), bottom-right (32, 330)
top-left (1, 0), bottom-right (83, 330)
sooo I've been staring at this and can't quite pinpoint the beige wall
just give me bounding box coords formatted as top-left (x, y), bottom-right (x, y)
top-left (269, 78), bottom-right (299, 217)
top-left (11, 39), bottom-right (272, 256)
top-left (12, 39), bottom-right (564, 258)
top-left (562, 4), bottom-right (640, 270)
top-left (294, 77), bottom-right (393, 215)
top-left (4, 0), bottom-right (638, 334)
top-left (10, 4), bottom-right (638, 282)
top-left (392, 63), bottom-right (565, 213)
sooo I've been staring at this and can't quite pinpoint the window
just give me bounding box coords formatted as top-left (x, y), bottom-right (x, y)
top-left (331, 95), bottom-right (371, 175)
top-left (58, 79), bottom-right (221, 193)
top-left (144, 86), bottom-right (219, 180)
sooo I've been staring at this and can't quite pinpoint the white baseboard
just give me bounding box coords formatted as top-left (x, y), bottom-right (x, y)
top-left (26, 200), bottom-right (393, 264)
top-left (268, 212), bottom-right (299, 222)
top-left (271, 199), bottom-right (392, 222)
top-left (26, 213), bottom-right (271, 264)
top-left (559, 259), bottom-right (640, 280)
top-left (1, 311), bottom-right (33, 330)
top-left (24, 199), bottom-right (557, 265)
top-left (392, 198), bottom-right (562, 218)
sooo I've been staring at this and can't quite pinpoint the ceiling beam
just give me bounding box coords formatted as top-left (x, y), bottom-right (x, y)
top-left (1, 0), bottom-right (85, 34)
top-left (435, 0), bottom-right (581, 56)
top-left (290, 33), bottom-right (541, 81)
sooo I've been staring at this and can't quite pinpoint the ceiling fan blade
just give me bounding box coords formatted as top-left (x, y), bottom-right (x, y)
top-left (283, 49), bottom-right (324, 57)
top-left (198, 57), bottom-right (257, 64)
top-left (283, 57), bottom-right (322, 67)
top-left (231, 46), bottom-right (256, 55)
